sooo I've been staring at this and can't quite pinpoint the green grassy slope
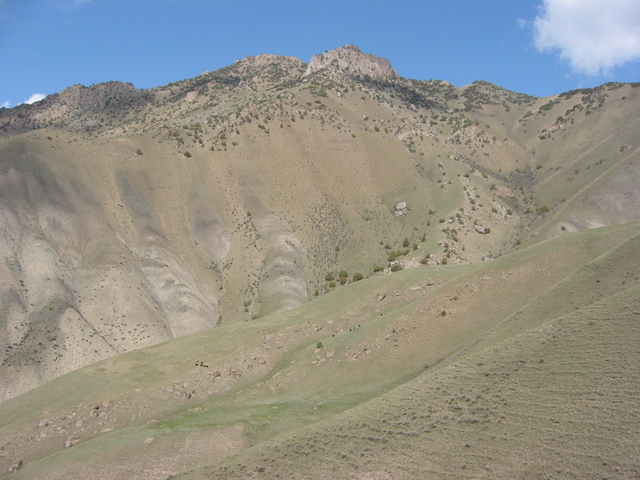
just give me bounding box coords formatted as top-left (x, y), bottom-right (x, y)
top-left (182, 225), bottom-right (640, 480)
top-left (1, 222), bottom-right (638, 479)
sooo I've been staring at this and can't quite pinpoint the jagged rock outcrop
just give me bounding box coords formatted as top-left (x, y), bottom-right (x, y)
top-left (303, 45), bottom-right (397, 82)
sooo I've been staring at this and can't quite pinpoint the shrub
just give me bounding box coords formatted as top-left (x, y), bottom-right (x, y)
top-left (316, 342), bottom-right (324, 349)
top-left (537, 205), bottom-right (550, 214)
top-left (390, 264), bottom-right (403, 272)
top-left (352, 272), bottom-right (364, 282)
top-left (184, 151), bottom-right (192, 157)
top-left (135, 148), bottom-right (143, 155)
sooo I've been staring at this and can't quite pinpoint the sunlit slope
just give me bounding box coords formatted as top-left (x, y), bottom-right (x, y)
top-left (2, 48), bottom-right (640, 401)
top-left (516, 84), bottom-right (640, 241)
top-left (197, 274), bottom-right (640, 480)
top-left (1, 222), bottom-right (638, 479)
top-left (0, 81), bottom-right (524, 400)
top-left (183, 225), bottom-right (640, 480)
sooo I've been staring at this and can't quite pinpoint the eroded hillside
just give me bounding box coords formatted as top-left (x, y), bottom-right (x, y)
top-left (0, 45), bottom-right (639, 400)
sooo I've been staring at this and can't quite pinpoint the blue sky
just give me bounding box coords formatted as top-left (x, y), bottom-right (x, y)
top-left (1, 0), bottom-right (640, 108)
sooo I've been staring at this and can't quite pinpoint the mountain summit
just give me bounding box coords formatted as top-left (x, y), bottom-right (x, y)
top-left (303, 44), bottom-right (397, 81)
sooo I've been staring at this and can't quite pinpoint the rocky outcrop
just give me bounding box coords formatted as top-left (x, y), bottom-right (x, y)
top-left (57, 81), bottom-right (150, 112)
top-left (303, 45), bottom-right (397, 82)
top-left (0, 81), bottom-right (152, 137)
top-left (228, 54), bottom-right (306, 84)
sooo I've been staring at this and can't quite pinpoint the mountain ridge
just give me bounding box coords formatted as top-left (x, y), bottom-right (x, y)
top-left (0, 45), bottom-right (638, 402)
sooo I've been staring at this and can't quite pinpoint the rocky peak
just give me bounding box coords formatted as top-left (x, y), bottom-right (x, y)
top-left (303, 45), bottom-right (398, 82)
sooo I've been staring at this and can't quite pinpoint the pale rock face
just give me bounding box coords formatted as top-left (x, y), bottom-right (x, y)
top-left (303, 45), bottom-right (398, 82)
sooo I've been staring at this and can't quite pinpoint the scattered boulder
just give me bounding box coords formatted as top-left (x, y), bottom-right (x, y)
top-left (65, 436), bottom-right (81, 448)
top-left (395, 202), bottom-right (408, 216)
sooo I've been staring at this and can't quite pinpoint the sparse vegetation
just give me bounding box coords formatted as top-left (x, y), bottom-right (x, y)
top-left (0, 46), bottom-right (639, 480)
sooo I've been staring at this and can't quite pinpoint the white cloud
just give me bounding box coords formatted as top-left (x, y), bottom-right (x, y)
top-left (1, 100), bottom-right (9, 109)
top-left (24, 93), bottom-right (46, 104)
top-left (533, 0), bottom-right (640, 76)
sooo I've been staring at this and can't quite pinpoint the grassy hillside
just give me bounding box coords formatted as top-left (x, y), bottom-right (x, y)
top-left (1, 222), bottom-right (638, 478)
